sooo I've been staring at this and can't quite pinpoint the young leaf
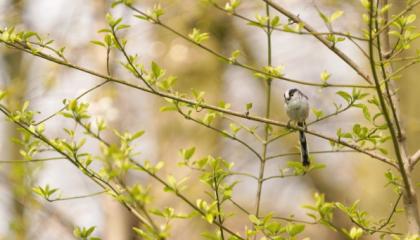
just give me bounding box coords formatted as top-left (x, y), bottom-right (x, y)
top-left (336, 91), bottom-right (352, 103)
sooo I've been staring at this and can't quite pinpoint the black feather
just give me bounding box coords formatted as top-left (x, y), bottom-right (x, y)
top-left (298, 122), bottom-right (309, 166)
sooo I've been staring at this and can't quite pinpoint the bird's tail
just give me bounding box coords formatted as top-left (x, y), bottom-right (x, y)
top-left (298, 122), bottom-right (309, 167)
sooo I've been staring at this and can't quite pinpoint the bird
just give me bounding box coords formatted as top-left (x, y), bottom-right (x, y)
top-left (284, 88), bottom-right (310, 166)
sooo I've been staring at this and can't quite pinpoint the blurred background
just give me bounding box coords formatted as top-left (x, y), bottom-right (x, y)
top-left (0, 0), bottom-right (419, 239)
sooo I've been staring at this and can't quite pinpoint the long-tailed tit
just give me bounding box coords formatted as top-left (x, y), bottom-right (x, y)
top-left (284, 88), bottom-right (310, 166)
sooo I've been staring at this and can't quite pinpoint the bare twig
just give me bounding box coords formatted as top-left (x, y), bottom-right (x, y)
top-left (46, 190), bottom-right (106, 202)
top-left (267, 149), bottom-right (358, 160)
top-left (35, 80), bottom-right (109, 125)
top-left (409, 149), bottom-right (420, 170)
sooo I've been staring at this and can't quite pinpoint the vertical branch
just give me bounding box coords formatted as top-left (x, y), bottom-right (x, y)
top-left (368, 0), bottom-right (420, 234)
top-left (255, 3), bottom-right (273, 219)
top-left (213, 167), bottom-right (225, 240)
top-left (376, 0), bottom-right (403, 140)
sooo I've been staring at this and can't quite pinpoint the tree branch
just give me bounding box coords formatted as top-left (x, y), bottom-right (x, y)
top-left (0, 39), bottom-right (394, 168)
top-left (262, 0), bottom-right (372, 84)
top-left (410, 149), bottom-right (420, 170)
top-left (368, 0), bottom-right (420, 233)
top-left (125, 4), bottom-right (373, 89)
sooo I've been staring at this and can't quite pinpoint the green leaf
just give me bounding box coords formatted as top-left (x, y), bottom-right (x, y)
top-left (406, 14), bottom-right (417, 24)
top-left (336, 91), bottom-right (352, 103)
top-left (90, 40), bottom-right (105, 47)
top-left (218, 101), bottom-right (231, 110)
top-left (246, 102), bottom-right (253, 111)
top-left (151, 61), bottom-right (164, 79)
top-left (188, 28), bottom-right (209, 44)
top-left (360, 0), bottom-right (370, 9)
top-left (228, 49), bottom-right (241, 63)
top-left (160, 105), bottom-right (177, 112)
top-left (362, 106), bottom-right (371, 121)
top-left (349, 227), bottom-right (364, 239)
top-left (151, 3), bottom-right (165, 19)
top-left (111, 0), bottom-right (123, 8)
top-left (132, 130), bottom-right (145, 140)
top-left (320, 70), bottom-right (331, 83)
top-left (85, 226), bottom-right (96, 236)
top-left (229, 123), bottom-right (241, 135)
top-left (116, 24), bottom-right (130, 31)
top-left (203, 113), bottom-right (216, 125)
top-left (318, 11), bottom-right (329, 24)
top-left (180, 147), bottom-right (195, 160)
top-left (224, 0), bottom-right (241, 12)
top-left (0, 90), bottom-right (6, 101)
top-left (353, 124), bottom-right (361, 135)
top-left (312, 108), bottom-right (324, 119)
top-left (330, 10), bottom-right (344, 22)
top-left (287, 224), bottom-right (305, 237)
top-left (248, 215), bottom-right (261, 225)
top-left (271, 16), bottom-right (280, 27)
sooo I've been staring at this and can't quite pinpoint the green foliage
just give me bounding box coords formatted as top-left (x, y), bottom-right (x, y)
top-left (32, 185), bottom-right (59, 201)
top-left (73, 226), bottom-right (101, 240)
top-left (254, 65), bottom-right (284, 80)
top-left (318, 10), bottom-right (344, 25)
top-left (228, 49), bottom-right (241, 63)
top-left (189, 28), bottom-right (210, 44)
top-left (224, 0), bottom-right (241, 13)
top-left (1, 0), bottom-right (420, 239)
top-left (248, 213), bottom-right (305, 239)
top-left (320, 70), bottom-right (331, 85)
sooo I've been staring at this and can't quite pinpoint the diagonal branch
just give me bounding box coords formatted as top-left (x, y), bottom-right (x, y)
top-left (262, 0), bottom-right (372, 84)
top-left (210, 2), bottom-right (368, 43)
top-left (409, 149), bottom-right (420, 170)
top-left (373, 0), bottom-right (420, 40)
top-left (124, 4), bottom-right (373, 89)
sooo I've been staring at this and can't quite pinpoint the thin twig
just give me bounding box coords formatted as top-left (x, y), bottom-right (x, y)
top-left (262, 0), bottom-right (372, 84)
top-left (212, 167), bottom-right (225, 240)
top-left (211, 2), bottom-right (367, 41)
top-left (0, 105), bottom-right (160, 235)
top-left (375, 0), bottom-right (402, 140)
top-left (268, 100), bottom-right (355, 144)
top-left (46, 190), bottom-right (106, 202)
top-left (35, 80), bottom-right (109, 126)
top-left (126, 4), bottom-right (373, 89)
top-left (409, 149), bottom-right (420, 170)
top-left (255, 2), bottom-right (272, 222)
top-left (0, 157), bottom-right (64, 163)
top-left (0, 38), bottom-right (395, 167)
top-left (75, 113), bottom-right (245, 239)
top-left (373, 0), bottom-right (420, 39)
top-left (368, 1), bottom-right (420, 233)
top-left (111, 28), bottom-right (155, 92)
top-left (346, 193), bottom-right (403, 235)
top-left (228, 198), bottom-right (316, 224)
top-left (175, 104), bottom-right (263, 162)
top-left (267, 149), bottom-right (357, 160)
